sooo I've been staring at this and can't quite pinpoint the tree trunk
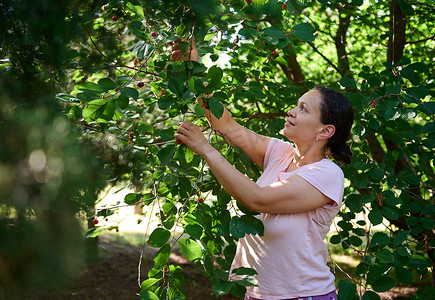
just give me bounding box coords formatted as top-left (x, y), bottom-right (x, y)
top-left (387, 0), bottom-right (407, 64)
top-left (333, 7), bottom-right (352, 77)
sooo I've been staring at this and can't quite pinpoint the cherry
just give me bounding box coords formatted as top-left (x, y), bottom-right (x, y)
top-left (247, 0), bottom-right (252, 3)
top-left (92, 219), bottom-right (99, 225)
top-left (167, 41), bottom-right (173, 46)
top-left (137, 81), bottom-right (144, 88)
top-left (272, 50), bottom-right (277, 56)
top-left (112, 16), bottom-right (118, 22)
top-left (163, 266), bottom-right (168, 272)
top-left (151, 32), bottom-right (157, 37)
top-left (198, 198), bottom-right (204, 203)
top-left (285, 34), bottom-right (290, 38)
top-left (176, 139), bottom-right (182, 145)
top-left (116, 228), bottom-right (119, 232)
top-left (282, 4), bottom-right (288, 10)
top-left (105, 218), bottom-right (108, 222)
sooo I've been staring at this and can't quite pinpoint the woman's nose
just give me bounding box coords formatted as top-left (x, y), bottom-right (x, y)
top-left (287, 108), bottom-right (295, 117)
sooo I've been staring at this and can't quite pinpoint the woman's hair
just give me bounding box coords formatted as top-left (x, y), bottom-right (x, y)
top-left (313, 86), bottom-right (354, 164)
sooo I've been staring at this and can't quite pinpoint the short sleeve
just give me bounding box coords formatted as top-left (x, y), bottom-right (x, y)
top-left (263, 138), bottom-right (294, 170)
top-left (296, 160), bottom-right (344, 206)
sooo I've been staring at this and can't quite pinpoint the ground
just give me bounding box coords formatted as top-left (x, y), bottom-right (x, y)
top-left (7, 232), bottom-right (420, 300)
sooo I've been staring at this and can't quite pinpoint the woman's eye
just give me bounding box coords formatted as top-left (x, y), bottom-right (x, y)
top-left (300, 106), bottom-right (305, 111)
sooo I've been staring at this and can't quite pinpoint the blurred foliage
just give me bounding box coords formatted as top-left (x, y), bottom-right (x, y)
top-left (0, 0), bottom-right (434, 299)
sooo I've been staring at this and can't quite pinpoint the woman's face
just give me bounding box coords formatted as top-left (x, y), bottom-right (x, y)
top-left (283, 90), bottom-right (325, 144)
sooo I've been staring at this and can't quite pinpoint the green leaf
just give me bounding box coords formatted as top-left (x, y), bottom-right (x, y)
top-left (232, 267), bottom-right (258, 276)
top-left (382, 206), bottom-right (399, 221)
top-left (207, 65), bottom-right (223, 90)
top-left (421, 122), bottom-right (435, 134)
top-left (187, 76), bottom-right (204, 94)
top-left (184, 224), bottom-right (203, 240)
top-left (372, 276), bottom-right (396, 292)
top-left (153, 244), bottom-right (170, 270)
top-left (213, 280), bottom-right (232, 296)
top-left (98, 78), bottom-right (116, 91)
top-left (355, 262), bottom-right (371, 276)
top-left (393, 230), bottom-right (409, 246)
top-left (385, 84), bottom-right (401, 95)
top-left (421, 204), bottom-right (435, 216)
top-left (209, 97), bottom-right (224, 119)
top-left (194, 103), bottom-right (205, 118)
top-left (140, 290), bottom-right (160, 300)
top-left (339, 77), bottom-right (358, 90)
top-left (178, 238), bottom-right (202, 262)
top-left (368, 206), bottom-right (383, 225)
top-left (229, 215), bottom-right (264, 238)
top-left (362, 291), bottom-right (380, 300)
top-left (330, 234), bottom-right (342, 244)
top-left (82, 99), bottom-right (108, 122)
top-left (117, 95), bottom-right (129, 110)
top-left (141, 278), bottom-right (160, 291)
top-left (121, 87), bottom-right (139, 100)
top-left (395, 267), bottom-right (413, 285)
top-left (370, 232), bottom-right (390, 250)
top-left (376, 249), bottom-right (394, 263)
top-left (157, 143), bottom-right (176, 165)
top-left (337, 279), bottom-right (357, 300)
top-left (168, 76), bottom-right (184, 96)
top-left (124, 193), bottom-right (142, 205)
top-left (176, 23), bottom-right (186, 36)
top-left (147, 228), bottom-right (171, 248)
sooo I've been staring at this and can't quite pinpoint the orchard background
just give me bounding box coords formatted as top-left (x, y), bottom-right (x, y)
top-left (0, 0), bottom-right (434, 299)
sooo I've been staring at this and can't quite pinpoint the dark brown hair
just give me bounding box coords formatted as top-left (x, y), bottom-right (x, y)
top-left (314, 86), bottom-right (354, 164)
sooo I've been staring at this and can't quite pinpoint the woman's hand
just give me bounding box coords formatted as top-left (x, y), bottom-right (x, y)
top-left (174, 122), bottom-right (214, 157)
top-left (171, 38), bottom-right (199, 62)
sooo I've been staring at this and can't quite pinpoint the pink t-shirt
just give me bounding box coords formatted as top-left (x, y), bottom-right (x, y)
top-left (231, 138), bottom-right (344, 299)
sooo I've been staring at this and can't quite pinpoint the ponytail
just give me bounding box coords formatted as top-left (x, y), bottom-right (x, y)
top-left (313, 86), bottom-right (354, 164)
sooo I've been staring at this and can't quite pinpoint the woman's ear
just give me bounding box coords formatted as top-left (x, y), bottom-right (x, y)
top-left (318, 125), bottom-right (335, 140)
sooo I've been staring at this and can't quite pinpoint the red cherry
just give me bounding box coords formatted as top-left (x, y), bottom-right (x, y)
top-left (167, 41), bottom-right (173, 46)
top-left (112, 16), bottom-right (118, 22)
top-left (272, 50), bottom-right (277, 56)
top-left (247, 0), bottom-right (252, 3)
top-left (116, 228), bottom-right (119, 232)
top-left (282, 4), bottom-right (288, 10)
top-left (163, 266), bottom-right (168, 272)
top-left (198, 198), bottom-right (204, 203)
top-left (176, 139), bottom-right (182, 145)
top-left (92, 219), bottom-right (99, 225)
top-left (285, 34), bottom-right (290, 38)
top-left (137, 81), bottom-right (144, 88)
top-left (151, 32), bottom-right (157, 37)
top-left (105, 218), bottom-right (108, 221)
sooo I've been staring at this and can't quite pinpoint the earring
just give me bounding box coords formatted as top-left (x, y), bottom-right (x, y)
top-left (316, 137), bottom-right (319, 141)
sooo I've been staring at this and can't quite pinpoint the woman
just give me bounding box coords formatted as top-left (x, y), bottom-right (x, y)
top-left (172, 42), bottom-right (354, 300)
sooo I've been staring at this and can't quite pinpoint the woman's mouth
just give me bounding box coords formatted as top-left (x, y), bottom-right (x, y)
top-left (285, 119), bottom-right (295, 126)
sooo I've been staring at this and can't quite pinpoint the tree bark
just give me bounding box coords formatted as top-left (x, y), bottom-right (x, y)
top-left (333, 9), bottom-right (352, 77)
top-left (387, 0), bottom-right (407, 64)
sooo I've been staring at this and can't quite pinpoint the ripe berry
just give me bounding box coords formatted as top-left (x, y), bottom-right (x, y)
top-left (151, 32), bottom-right (157, 37)
top-left (167, 41), bottom-right (173, 46)
top-left (282, 4), bottom-right (288, 10)
top-left (105, 218), bottom-right (108, 222)
top-left (272, 50), bottom-right (277, 56)
top-left (163, 266), bottom-right (168, 272)
top-left (247, 0), bottom-right (252, 3)
top-left (116, 228), bottom-right (119, 232)
top-left (92, 219), bottom-right (99, 225)
top-left (198, 198), bottom-right (204, 203)
top-left (137, 81), bottom-right (144, 88)
top-left (112, 16), bottom-right (118, 22)
top-left (176, 139), bottom-right (182, 145)
top-left (285, 34), bottom-right (290, 38)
